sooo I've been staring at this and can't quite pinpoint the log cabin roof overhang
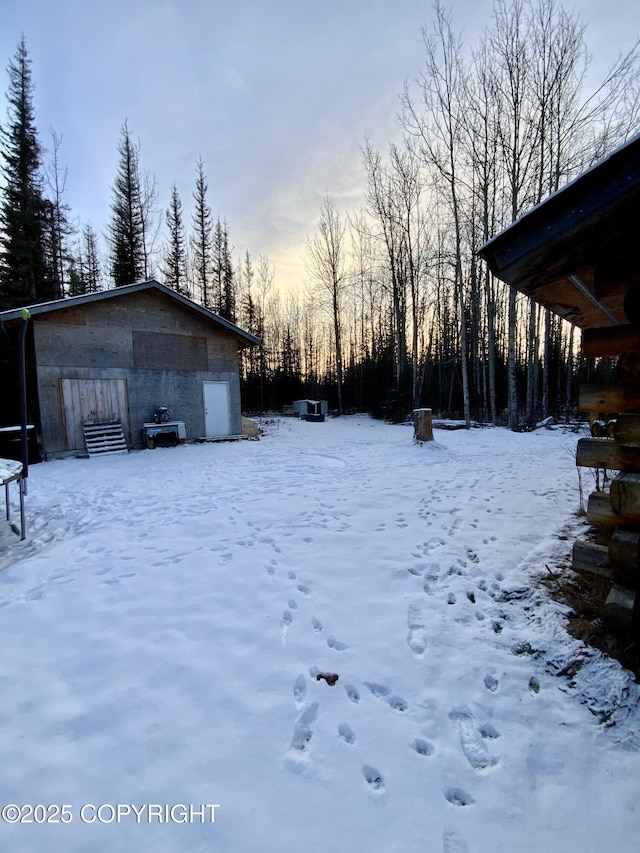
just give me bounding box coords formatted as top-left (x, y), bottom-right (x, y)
top-left (477, 132), bottom-right (640, 332)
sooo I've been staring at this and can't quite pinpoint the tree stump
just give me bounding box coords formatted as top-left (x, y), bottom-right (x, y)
top-left (413, 408), bottom-right (433, 442)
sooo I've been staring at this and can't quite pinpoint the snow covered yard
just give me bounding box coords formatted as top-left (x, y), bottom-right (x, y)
top-left (1, 416), bottom-right (639, 853)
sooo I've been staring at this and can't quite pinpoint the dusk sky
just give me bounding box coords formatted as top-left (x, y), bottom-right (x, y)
top-left (1, 0), bottom-right (638, 291)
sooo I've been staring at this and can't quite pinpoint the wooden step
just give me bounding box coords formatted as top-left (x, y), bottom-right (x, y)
top-left (83, 421), bottom-right (128, 457)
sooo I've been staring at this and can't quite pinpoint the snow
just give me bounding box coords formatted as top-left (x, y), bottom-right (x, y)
top-left (1, 416), bottom-right (639, 852)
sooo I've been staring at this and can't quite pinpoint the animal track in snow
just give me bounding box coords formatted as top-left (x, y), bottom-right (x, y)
top-left (344, 684), bottom-right (360, 704)
top-left (293, 675), bottom-right (307, 704)
top-left (311, 618), bottom-right (323, 633)
top-left (444, 787), bottom-right (476, 807)
top-left (266, 566), bottom-right (275, 576)
top-left (448, 516), bottom-right (462, 536)
top-left (282, 611), bottom-right (293, 627)
top-left (288, 599), bottom-right (298, 610)
top-left (362, 765), bottom-right (385, 791)
top-left (443, 827), bottom-right (470, 852)
top-left (364, 682), bottom-right (408, 712)
top-left (411, 738), bottom-right (435, 756)
top-left (288, 571), bottom-right (297, 580)
top-left (289, 702), bottom-right (319, 753)
top-left (479, 722), bottom-right (500, 739)
top-left (449, 706), bottom-right (495, 770)
top-left (484, 673), bottom-right (499, 692)
top-left (407, 605), bottom-right (428, 656)
top-left (297, 583), bottom-right (311, 596)
top-left (447, 593), bottom-right (456, 605)
top-left (327, 636), bottom-right (349, 652)
top-left (338, 723), bottom-right (356, 745)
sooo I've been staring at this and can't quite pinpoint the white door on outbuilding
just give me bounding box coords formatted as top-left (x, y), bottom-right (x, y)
top-left (203, 381), bottom-right (231, 437)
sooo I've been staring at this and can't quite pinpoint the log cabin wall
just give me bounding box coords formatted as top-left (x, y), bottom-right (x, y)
top-left (573, 299), bottom-right (640, 635)
top-left (476, 133), bottom-right (640, 638)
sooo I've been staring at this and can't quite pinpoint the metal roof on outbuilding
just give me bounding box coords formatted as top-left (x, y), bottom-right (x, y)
top-left (0, 279), bottom-right (261, 349)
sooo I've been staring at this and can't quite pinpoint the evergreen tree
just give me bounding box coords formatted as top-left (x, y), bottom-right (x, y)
top-left (80, 222), bottom-right (102, 293)
top-left (190, 157), bottom-right (213, 309)
top-left (162, 183), bottom-right (189, 297)
top-left (0, 36), bottom-right (52, 309)
top-left (212, 217), bottom-right (235, 320)
top-left (107, 120), bottom-right (144, 286)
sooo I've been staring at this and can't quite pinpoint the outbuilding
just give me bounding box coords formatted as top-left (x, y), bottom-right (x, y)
top-left (0, 280), bottom-right (260, 459)
top-left (292, 400), bottom-right (328, 421)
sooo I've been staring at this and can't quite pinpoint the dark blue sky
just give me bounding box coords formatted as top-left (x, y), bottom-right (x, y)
top-left (1, 0), bottom-right (637, 289)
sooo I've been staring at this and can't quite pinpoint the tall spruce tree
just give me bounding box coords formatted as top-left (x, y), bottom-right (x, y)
top-left (162, 183), bottom-right (189, 297)
top-left (0, 36), bottom-right (53, 309)
top-left (212, 217), bottom-right (235, 320)
top-left (190, 157), bottom-right (213, 309)
top-left (107, 120), bottom-right (144, 286)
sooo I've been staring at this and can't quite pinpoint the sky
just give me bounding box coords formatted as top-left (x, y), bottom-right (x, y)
top-left (1, 0), bottom-right (639, 292)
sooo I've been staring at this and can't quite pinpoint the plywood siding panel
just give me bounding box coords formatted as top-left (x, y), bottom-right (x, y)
top-left (132, 331), bottom-right (208, 371)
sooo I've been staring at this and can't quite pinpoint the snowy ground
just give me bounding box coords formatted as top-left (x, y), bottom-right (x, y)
top-left (1, 416), bottom-right (639, 853)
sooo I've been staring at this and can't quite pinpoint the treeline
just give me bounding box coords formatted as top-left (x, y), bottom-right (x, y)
top-left (1, 1), bottom-right (639, 426)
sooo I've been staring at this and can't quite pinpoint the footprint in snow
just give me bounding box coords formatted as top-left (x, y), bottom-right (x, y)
top-left (266, 566), bottom-right (275, 577)
top-left (293, 675), bottom-right (306, 704)
top-left (364, 682), bottom-right (408, 712)
top-left (484, 673), bottom-right (499, 692)
top-left (289, 702), bottom-right (319, 753)
top-left (288, 571), bottom-right (297, 580)
top-left (362, 765), bottom-right (385, 791)
top-left (327, 637), bottom-right (349, 652)
top-left (344, 684), bottom-right (360, 704)
top-left (297, 583), bottom-right (311, 596)
top-left (449, 706), bottom-right (496, 770)
top-left (479, 722), bottom-right (500, 739)
top-left (311, 618), bottom-right (323, 633)
top-left (447, 593), bottom-right (456, 605)
top-left (338, 724), bottom-right (356, 745)
top-left (288, 600), bottom-right (298, 610)
top-left (443, 827), bottom-right (470, 852)
top-left (407, 605), bottom-right (428, 656)
top-left (282, 611), bottom-right (293, 627)
top-left (411, 738), bottom-right (435, 757)
top-left (444, 787), bottom-right (476, 807)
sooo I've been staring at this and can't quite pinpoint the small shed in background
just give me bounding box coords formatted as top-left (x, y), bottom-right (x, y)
top-left (478, 131), bottom-right (640, 634)
top-left (293, 400), bottom-right (328, 422)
